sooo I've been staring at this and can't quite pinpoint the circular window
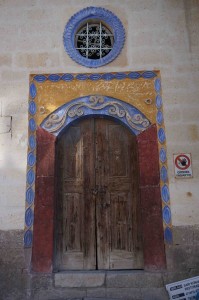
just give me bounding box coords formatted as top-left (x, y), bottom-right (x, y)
top-left (75, 22), bottom-right (114, 60)
top-left (63, 7), bottom-right (125, 68)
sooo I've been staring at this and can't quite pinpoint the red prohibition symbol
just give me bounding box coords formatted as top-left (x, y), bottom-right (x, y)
top-left (175, 154), bottom-right (191, 170)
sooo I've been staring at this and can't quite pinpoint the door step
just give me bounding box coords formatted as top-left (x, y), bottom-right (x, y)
top-left (54, 270), bottom-right (164, 288)
top-left (50, 299), bottom-right (137, 300)
top-left (84, 298), bottom-right (122, 300)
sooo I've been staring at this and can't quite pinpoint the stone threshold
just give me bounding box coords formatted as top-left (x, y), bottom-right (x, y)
top-left (54, 270), bottom-right (165, 288)
top-left (84, 298), bottom-right (121, 300)
top-left (51, 298), bottom-right (122, 300)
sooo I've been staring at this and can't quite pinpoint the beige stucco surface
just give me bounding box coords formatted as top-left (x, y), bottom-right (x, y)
top-left (0, 0), bottom-right (199, 229)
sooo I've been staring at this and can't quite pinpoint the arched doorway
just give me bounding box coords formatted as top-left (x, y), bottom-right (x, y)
top-left (54, 118), bottom-right (143, 270)
top-left (31, 95), bottom-right (166, 273)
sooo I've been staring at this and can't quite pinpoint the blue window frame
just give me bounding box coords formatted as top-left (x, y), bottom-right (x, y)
top-left (63, 7), bottom-right (125, 68)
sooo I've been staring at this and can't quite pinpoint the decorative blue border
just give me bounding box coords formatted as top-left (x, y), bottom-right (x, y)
top-left (24, 83), bottom-right (37, 247)
top-left (63, 7), bottom-right (125, 68)
top-left (33, 71), bottom-right (157, 83)
top-left (155, 78), bottom-right (173, 244)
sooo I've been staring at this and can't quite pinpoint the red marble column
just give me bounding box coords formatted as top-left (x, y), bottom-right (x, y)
top-left (137, 124), bottom-right (166, 270)
top-left (32, 127), bottom-right (56, 273)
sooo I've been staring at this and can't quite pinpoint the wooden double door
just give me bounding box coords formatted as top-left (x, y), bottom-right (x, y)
top-left (55, 118), bottom-right (143, 270)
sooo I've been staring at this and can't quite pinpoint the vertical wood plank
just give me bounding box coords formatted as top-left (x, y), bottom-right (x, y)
top-left (95, 119), bottom-right (110, 269)
top-left (55, 119), bottom-right (96, 270)
top-left (96, 119), bottom-right (143, 270)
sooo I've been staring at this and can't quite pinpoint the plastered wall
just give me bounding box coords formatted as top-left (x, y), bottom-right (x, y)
top-left (0, 0), bottom-right (199, 230)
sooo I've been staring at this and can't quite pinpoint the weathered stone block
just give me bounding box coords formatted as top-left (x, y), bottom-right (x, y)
top-left (142, 287), bottom-right (169, 300)
top-left (31, 274), bottom-right (53, 290)
top-left (106, 271), bottom-right (163, 288)
top-left (193, 225), bottom-right (199, 244)
top-left (0, 231), bottom-right (28, 300)
top-left (189, 268), bottom-right (199, 278)
top-left (0, 54), bottom-right (12, 66)
top-left (1, 70), bottom-right (27, 82)
top-left (86, 287), bottom-right (106, 298)
top-left (172, 226), bottom-right (194, 245)
top-left (162, 271), bottom-right (190, 285)
top-left (85, 298), bottom-right (120, 300)
top-left (32, 287), bottom-right (86, 300)
top-left (165, 244), bottom-right (199, 272)
top-left (15, 52), bottom-right (60, 69)
top-left (186, 245), bottom-right (199, 269)
top-left (106, 287), bottom-right (141, 300)
top-left (54, 272), bottom-right (105, 288)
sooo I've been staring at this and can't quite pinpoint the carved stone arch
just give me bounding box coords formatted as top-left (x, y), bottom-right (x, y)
top-left (40, 95), bottom-right (151, 136)
top-left (32, 95), bottom-right (166, 272)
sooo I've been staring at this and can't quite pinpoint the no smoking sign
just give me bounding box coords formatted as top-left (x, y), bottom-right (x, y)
top-left (173, 153), bottom-right (193, 178)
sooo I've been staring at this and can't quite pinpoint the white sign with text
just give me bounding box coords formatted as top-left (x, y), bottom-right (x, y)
top-left (173, 153), bottom-right (193, 178)
top-left (166, 276), bottom-right (199, 300)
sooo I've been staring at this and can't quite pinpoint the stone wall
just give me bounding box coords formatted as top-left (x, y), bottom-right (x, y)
top-left (0, 231), bottom-right (28, 300)
top-left (0, 0), bottom-right (199, 299)
top-left (0, 227), bottom-right (199, 299)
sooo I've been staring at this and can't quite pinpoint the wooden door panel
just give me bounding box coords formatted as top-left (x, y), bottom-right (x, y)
top-left (108, 124), bottom-right (128, 178)
top-left (95, 119), bottom-right (143, 270)
top-left (62, 250), bottom-right (84, 270)
top-left (110, 250), bottom-right (139, 270)
top-left (63, 193), bottom-right (83, 252)
top-left (64, 127), bottom-right (83, 180)
top-left (96, 195), bottom-right (110, 270)
top-left (64, 182), bottom-right (83, 193)
top-left (95, 119), bottom-right (110, 269)
top-left (110, 192), bottom-right (131, 251)
top-left (55, 117), bottom-right (143, 271)
top-left (55, 119), bottom-right (96, 270)
top-left (107, 181), bottom-right (132, 191)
